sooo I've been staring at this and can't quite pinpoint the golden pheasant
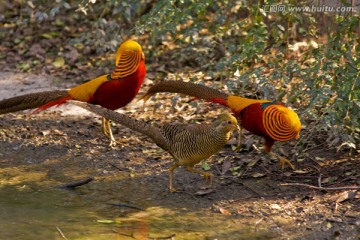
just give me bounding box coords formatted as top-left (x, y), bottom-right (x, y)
top-left (140, 80), bottom-right (301, 170)
top-left (0, 40), bottom-right (146, 146)
top-left (71, 100), bottom-right (239, 192)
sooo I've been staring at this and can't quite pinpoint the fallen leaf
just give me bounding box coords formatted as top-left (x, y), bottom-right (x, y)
top-left (335, 190), bottom-right (358, 203)
top-left (252, 172), bottom-right (266, 178)
top-left (65, 48), bottom-right (79, 65)
top-left (247, 157), bottom-right (260, 168)
top-left (219, 207), bottom-right (232, 216)
top-left (53, 57), bottom-right (65, 68)
top-left (40, 33), bottom-right (53, 39)
top-left (270, 204), bottom-right (281, 210)
top-left (221, 157), bottom-right (232, 175)
top-left (96, 219), bottom-right (115, 224)
top-left (28, 43), bottom-right (45, 57)
top-left (202, 161), bottom-right (210, 171)
top-left (41, 130), bottom-right (51, 136)
top-left (195, 188), bottom-right (215, 196)
top-left (293, 170), bottom-right (312, 174)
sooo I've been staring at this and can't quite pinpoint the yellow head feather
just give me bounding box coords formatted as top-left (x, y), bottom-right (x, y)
top-left (112, 40), bottom-right (144, 79)
top-left (213, 112), bottom-right (240, 132)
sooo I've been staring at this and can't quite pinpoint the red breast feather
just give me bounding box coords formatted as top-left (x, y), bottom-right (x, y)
top-left (92, 60), bottom-right (146, 110)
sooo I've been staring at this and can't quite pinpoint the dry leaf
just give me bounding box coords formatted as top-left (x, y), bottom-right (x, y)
top-left (195, 188), bottom-right (215, 196)
top-left (335, 190), bottom-right (358, 203)
top-left (41, 130), bottom-right (50, 136)
top-left (293, 169), bottom-right (311, 174)
top-left (270, 204), bottom-right (281, 210)
top-left (219, 207), bottom-right (232, 216)
top-left (252, 172), bottom-right (266, 178)
top-left (221, 157), bottom-right (232, 175)
top-left (247, 157), bottom-right (260, 167)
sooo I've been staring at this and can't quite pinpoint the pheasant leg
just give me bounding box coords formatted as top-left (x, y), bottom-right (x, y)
top-left (186, 165), bottom-right (212, 189)
top-left (169, 164), bottom-right (180, 193)
top-left (101, 118), bottom-right (118, 147)
top-left (269, 152), bottom-right (295, 170)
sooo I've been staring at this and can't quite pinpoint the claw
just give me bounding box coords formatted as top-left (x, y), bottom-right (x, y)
top-left (202, 172), bottom-right (212, 181)
top-left (269, 152), bottom-right (295, 170)
top-left (278, 155), bottom-right (295, 170)
top-left (169, 187), bottom-right (180, 193)
top-left (201, 172), bottom-right (213, 189)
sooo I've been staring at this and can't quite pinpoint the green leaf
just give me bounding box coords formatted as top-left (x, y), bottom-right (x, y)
top-left (53, 57), bottom-right (65, 68)
top-left (202, 161), bottom-right (210, 171)
top-left (40, 33), bottom-right (53, 39)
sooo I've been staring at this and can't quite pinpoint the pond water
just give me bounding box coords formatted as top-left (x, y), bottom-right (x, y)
top-left (0, 183), bottom-right (278, 240)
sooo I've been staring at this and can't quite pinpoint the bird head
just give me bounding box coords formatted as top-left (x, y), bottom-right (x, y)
top-left (262, 105), bottom-right (301, 142)
top-left (213, 112), bottom-right (240, 133)
top-left (114, 40), bottom-right (145, 78)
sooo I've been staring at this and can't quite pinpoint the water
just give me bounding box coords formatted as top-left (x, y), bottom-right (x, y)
top-left (0, 184), bottom-right (277, 240)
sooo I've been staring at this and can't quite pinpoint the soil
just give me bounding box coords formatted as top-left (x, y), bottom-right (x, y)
top-left (0, 72), bottom-right (359, 239)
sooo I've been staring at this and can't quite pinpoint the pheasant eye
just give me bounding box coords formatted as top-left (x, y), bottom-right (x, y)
top-left (227, 120), bottom-right (232, 124)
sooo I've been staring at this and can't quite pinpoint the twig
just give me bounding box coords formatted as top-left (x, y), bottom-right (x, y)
top-left (346, 60), bottom-right (360, 71)
top-left (318, 174), bottom-right (322, 188)
top-left (56, 177), bottom-right (93, 189)
top-left (213, 164), bottom-right (222, 175)
top-left (302, 141), bottom-right (326, 153)
top-left (148, 233), bottom-right (176, 240)
top-left (56, 227), bottom-right (68, 240)
top-left (280, 183), bottom-right (360, 191)
top-left (109, 162), bottom-right (125, 171)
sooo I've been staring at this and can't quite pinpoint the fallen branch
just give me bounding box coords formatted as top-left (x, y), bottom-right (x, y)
top-left (56, 177), bottom-right (94, 189)
top-left (280, 183), bottom-right (360, 191)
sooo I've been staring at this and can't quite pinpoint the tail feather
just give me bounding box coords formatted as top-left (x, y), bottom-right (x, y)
top-left (32, 95), bottom-right (73, 114)
top-left (69, 100), bottom-right (169, 151)
top-left (139, 80), bottom-right (229, 103)
top-left (208, 97), bottom-right (229, 106)
top-left (0, 90), bottom-right (69, 114)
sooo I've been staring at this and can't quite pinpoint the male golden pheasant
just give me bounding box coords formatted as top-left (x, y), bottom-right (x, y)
top-left (71, 100), bottom-right (239, 192)
top-left (140, 80), bottom-right (301, 170)
top-left (0, 40), bottom-right (146, 146)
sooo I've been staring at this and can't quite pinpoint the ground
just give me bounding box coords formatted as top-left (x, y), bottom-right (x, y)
top-left (0, 72), bottom-right (359, 239)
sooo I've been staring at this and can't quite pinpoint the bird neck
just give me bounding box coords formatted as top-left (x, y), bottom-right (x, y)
top-left (211, 127), bottom-right (232, 144)
top-left (260, 101), bottom-right (282, 110)
top-left (108, 59), bottom-right (146, 86)
top-left (110, 51), bottom-right (144, 79)
top-left (226, 96), bottom-right (269, 114)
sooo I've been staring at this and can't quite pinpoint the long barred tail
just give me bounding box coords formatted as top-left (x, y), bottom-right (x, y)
top-left (69, 100), bottom-right (169, 151)
top-left (139, 80), bottom-right (229, 103)
top-left (0, 90), bottom-right (69, 114)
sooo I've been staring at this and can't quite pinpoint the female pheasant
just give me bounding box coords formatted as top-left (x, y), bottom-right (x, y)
top-left (0, 40), bottom-right (146, 146)
top-left (140, 80), bottom-right (301, 170)
top-left (71, 100), bottom-right (239, 192)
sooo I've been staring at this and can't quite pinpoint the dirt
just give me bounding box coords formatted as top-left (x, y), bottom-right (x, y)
top-left (0, 72), bottom-right (359, 239)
